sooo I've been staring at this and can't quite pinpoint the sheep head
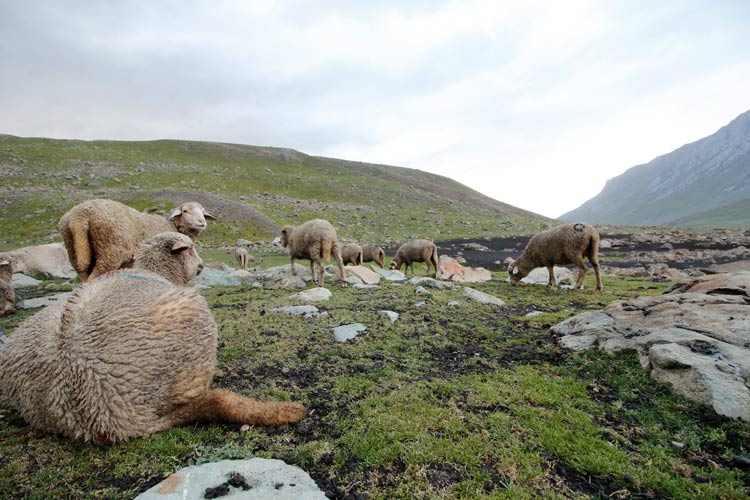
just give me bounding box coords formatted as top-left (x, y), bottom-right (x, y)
top-left (134, 232), bottom-right (204, 286)
top-left (389, 259), bottom-right (399, 270)
top-left (280, 226), bottom-right (295, 248)
top-left (168, 202), bottom-right (216, 235)
top-left (507, 259), bottom-right (526, 285)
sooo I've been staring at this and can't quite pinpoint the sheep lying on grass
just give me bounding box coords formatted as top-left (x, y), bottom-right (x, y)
top-left (389, 239), bottom-right (439, 277)
top-left (362, 244), bottom-right (386, 268)
top-left (341, 244), bottom-right (363, 266)
top-left (0, 232), bottom-right (306, 443)
top-left (507, 222), bottom-right (603, 292)
top-left (0, 242), bottom-right (75, 278)
top-left (281, 219), bottom-right (347, 288)
top-left (58, 199), bottom-right (216, 282)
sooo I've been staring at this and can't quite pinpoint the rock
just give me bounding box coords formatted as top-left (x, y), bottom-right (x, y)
top-left (461, 287), bottom-right (505, 306)
top-left (259, 264), bottom-right (312, 280)
top-left (447, 301), bottom-right (461, 307)
top-left (370, 265), bottom-right (407, 281)
top-left (205, 262), bottom-right (232, 272)
top-left (598, 239), bottom-right (613, 249)
top-left (670, 441), bottom-right (685, 449)
top-left (379, 310), bottom-right (399, 323)
top-left (19, 292), bottom-right (72, 310)
top-left (289, 287), bottom-right (332, 302)
top-left (135, 458), bottom-right (326, 500)
top-left (10, 273), bottom-right (42, 287)
top-left (272, 305), bottom-right (321, 317)
top-left (517, 267), bottom-right (574, 286)
top-left (353, 283), bottom-right (379, 290)
top-left (332, 323), bottom-right (367, 342)
top-left (415, 286), bottom-right (429, 294)
top-left (236, 238), bottom-right (253, 247)
top-left (525, 311), bottom-right (544, 317)
top-left (331, 265), bottom-right (380, 285)
top-left (551, 272), bottom-right (750, 421)
top-left (436, 256), bottom-right (492, 283)
top-left (406, 277), bottom-right (459, 290)
top-left (413, 301), bottom-right (426, 308)
top-left (230, 270), bottom-right (260, 284)
top-left (190, 268), bottom-right (241, 286)
top-left (271, 236), bottom-right (282, 247)
top-left (661, 242), bottom-right (674, 250)
top-left (460, 242), bottom-right (490, 251)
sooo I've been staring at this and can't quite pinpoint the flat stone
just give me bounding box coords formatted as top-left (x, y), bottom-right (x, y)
top-left (353, 283), bottom-right (380, 290)
top-left (370, 266), bottom-right (407, 282)
top-left (135, 458), bottom-right (326, 500)
top-left (19, 292), bottom-right (72, 310)
top-left (461, 287), bottom-right (506, 306)
top-left (379, 310), bottom-right (399, 323)
top-left (289, 287), bottom-right (332, 302)
top-left (11, 273), bottom-right (42, 287)
top-left (332, 265), bottom-right (380, 285)
top-left (413, 301), bottom-right (426, 308)
top-left (510, 266), bottom-right (574, 286)
top-left (332, 323), bottom-right (367, 342)
top-left (415, 286), bottom-right (429, 294)
top-left (230, 270), bottom-right (261, 284)
top-left (272, 305), bottom-right (321, 318)
top-left (190, 268), bottom-right (241, 286)
top-left (436, 256), bottom-right (492, 283)
top-left (525, 311), bottom-right (544, 317)
top-left (447, 301), bottom-right (461, 307)
top-left (406, 277), bottom-right (459, 289)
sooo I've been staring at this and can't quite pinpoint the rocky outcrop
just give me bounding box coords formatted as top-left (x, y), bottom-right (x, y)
top-left (436, 256), bottom-right (492, 283)
top-left (552, 272), bottom-right (750, 420)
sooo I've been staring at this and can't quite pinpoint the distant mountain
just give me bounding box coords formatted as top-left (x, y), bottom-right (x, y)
top-left (561, 110), bottom-right (750, 228)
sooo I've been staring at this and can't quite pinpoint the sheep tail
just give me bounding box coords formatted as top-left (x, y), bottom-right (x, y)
top-left (70, 219), bottom-right (92, 278)
top-left (323, 241), bottom-right (334, 262)
top-left (187, 389), bottom-right (306, 426)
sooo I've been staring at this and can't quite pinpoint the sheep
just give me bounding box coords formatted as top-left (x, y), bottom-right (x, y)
top-left (507, 222), bottom-right (603, 292)
top-left (389, 239), bottom-right (440, 277)
top-left (0, 259), bottom-right (11, 283)
top-left (0, 232), bottom-right (306, 443)
top-left (341, 244), bottom-right (364, 266)
top-left (362, 244), bottom-right (386, 268)
top-left (0, 242), bottom-right (76, 278)
top-left (235, 247), bottom-right (255, 270)
top-left (58, 199), bottom-right (216, 282)
top-left (0, 275), bottom-right (14, 318)
top-left (280, 219), bottom-right (347, 288)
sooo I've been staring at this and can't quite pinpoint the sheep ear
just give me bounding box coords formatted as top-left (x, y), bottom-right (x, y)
top-left (203, 210), bottom-right (217, 221)
top-left (168, 207), bottom-right (182, 220)
top-left (171, 240), bottom-right (191, 253)
top-left (512, 266), bottom-right (519, 275)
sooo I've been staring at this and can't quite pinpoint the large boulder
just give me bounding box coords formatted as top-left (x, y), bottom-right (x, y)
top-left (436, 256), bottom-right (492, 283)
top-left (330, 265), bottom-right (381, 285)
top-left (551, 273), bottom-right (750, 421)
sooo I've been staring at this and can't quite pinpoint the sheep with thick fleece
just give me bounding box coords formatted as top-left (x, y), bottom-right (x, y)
top-left (0, 232), bottom-right (305, 443)
top-left (507, 222), bottom-right (602, 291)
top-left (58, 199), bottom-right (216, 282)
top-left (389, 239), bottom-right (440, 277)
top-left (0, 242), bottom-right (75, 278)
top-left (280, 219), bottom-right (347, 288)
top-left (362, 244), bottom-right (386, 268)
top-left (341, 244), bottom-right (363, 266)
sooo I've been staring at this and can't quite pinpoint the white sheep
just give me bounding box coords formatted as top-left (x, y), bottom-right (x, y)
top-left (507, 222), bottom-right (603, 291)
top-left (0, 232), bottom-right (306, 443)
top-left (280, 219), bottom-right (347, 288)
top-left (58, 199), bottom-right (216, 281)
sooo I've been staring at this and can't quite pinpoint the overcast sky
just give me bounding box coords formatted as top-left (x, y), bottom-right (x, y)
top-left (1, 1), bottom-right (749, 218)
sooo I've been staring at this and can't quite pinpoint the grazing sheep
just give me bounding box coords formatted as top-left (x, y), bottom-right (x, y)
top-left (0, 242), bottom-right (75, 278)
top-left (507, 222), bottom-right (603, 292)
top-left (58, 199), bottom-right (216, 282)
top-left (362, 244), bottom-right (386, 268)
top-left (0, 280), bottom-right (14, 317)
top-left (235, 247), bottom-right (255, 270)
top-left (280, 219), bottom-right (347, 288)
top-left (389, 239), bottom-right (440, 277)
top-left (0, 232), bottom-right (306, 443)
top-left (341, 244), bottom-right (364, 266)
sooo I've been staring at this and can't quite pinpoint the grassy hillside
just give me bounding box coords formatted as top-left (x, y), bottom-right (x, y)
top-left (668, 198), bottom-right (750, 229)
top-left (0, 136), bottom-right (552, 251)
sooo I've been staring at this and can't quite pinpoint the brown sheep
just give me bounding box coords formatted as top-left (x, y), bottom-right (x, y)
top-left (341, 244), bottom-right (364, 266)
top-left (0, 260), bottom-right (14, 316)
top-left (389, 239), bottom-right (440, 277)
top-left (280, 219), bottom-right (347, 288)
top-left (507, 222), bottom-right (603, 291)
top-left (235, 247), bottom-right (255, 270)
top-left (0, 232), bottom-right (306, 444)
top-left (58, 199), bottom-right (216, 282)
top-left (362, 244), bottom-right (386, 268)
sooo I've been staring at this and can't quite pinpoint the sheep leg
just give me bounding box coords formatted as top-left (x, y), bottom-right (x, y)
top-left (309, 260), bottom-right (317, 286)
top-left (332, 246), bottom-right (347, 288)
top-left (574, 259), bottom-right (588, 289)
top-left (592, 260), bottom-right (603, 292)
top-left (290, 258), bottom-right (297, 275)
top-left (172, 389), bottom-right (306, 426)
top-left (547, 266), bottom-right (557, 289)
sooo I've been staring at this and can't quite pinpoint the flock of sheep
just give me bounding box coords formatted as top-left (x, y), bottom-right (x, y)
top-left (0, 197), bottom-right (603, 444)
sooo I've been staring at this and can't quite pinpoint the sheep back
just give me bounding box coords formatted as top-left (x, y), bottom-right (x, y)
top-left (284, 219), bottom-right (338, 261)
top-left (341, 244), bottom-right (363, 266)
top-left (0, 270), bottom-right (217, 442)
top-left (361, 245), bottom-right (386, 267)
top-left (518, 223), bottom-right (599, 269)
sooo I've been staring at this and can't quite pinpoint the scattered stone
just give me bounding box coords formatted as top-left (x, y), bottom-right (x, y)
top-left (461, 287), bottom-right (505, 306)
top-left (19, 292), bottom-right (72, 310)
top-left (239, 424), bottom-right (250, 433)
top-left (332, 265), bottom-right (380, 285)
top-left (289, 287), bottom-right (331, 302)
top-left (10, 273), bottom-right (42, 287)
top-left (236, 238), bottom-right (253, 247)
top-left (230, 270), bottom-right (260, 284)
top-left (272, 305), bottom-right (320, 318)
top-left (670, 441), bottom-right (685, 449)
top-left (415, 286), bottom-right (429, 295)
top-left (460, 242), bottom-right (490, 251)
top-left (370, 266), bottom-right (407, 281)
top-left (516, 267), bottom-right (574, 286)
top-left (436, 256), bottom-right (492, 283)
top-left (191, 268), bottom-right (241, 286)
top-left (406, 277), bottom-right (458, 290)
top-left (264, 274), bottom-right (307, 290)
top-left (135, 458), bottom-right (326, 499)
top-left (353, 283), bottom-right (379, 290)
top-left (205, 262), bottom-right (232, 272)
top-left (379, 310), bottom-right (399, 323)
top-left (332, 323), bottom-right (367, 343)
top-left (525, 311), bottom-right (544, 317)
top-left (413, 301), bottom-right (426, 308)
top-left (447, 301), bottom-right (461, 307)
top-left (552, 272), bottom-right (750, 421)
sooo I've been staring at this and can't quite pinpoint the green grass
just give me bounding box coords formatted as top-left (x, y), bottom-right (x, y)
top-left (1, 273), bottom-right (748, 499)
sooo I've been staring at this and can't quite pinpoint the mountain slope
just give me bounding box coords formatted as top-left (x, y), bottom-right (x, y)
top-left (0, 136), bottom-right (552, 250)
top-left (561, 110), bottom-right (750, 227)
